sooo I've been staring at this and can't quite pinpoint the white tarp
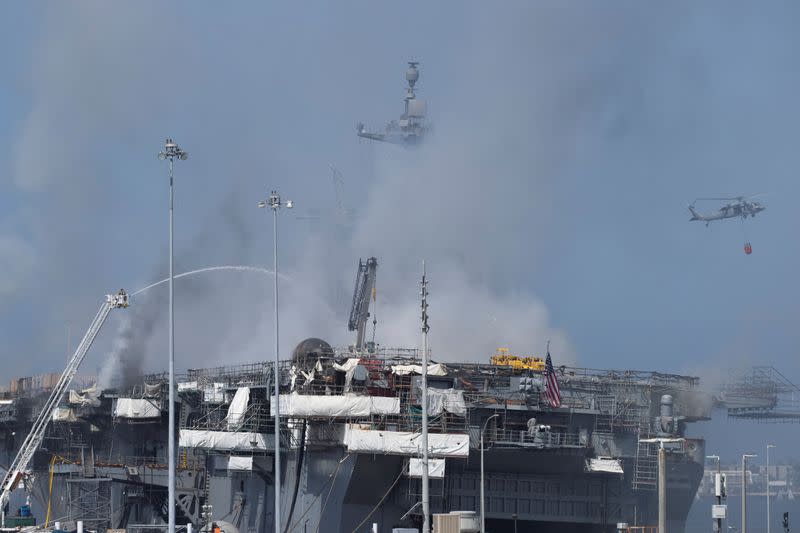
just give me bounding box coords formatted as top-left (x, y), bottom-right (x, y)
top-left (228, 456), bottom-right (254, 471)
top-left (332, 359), bottom-right (360, 373)
top-left (204, 383), bottom-right (225, 403)
top-left (69, 385), bottom-right (101, 407)
top-left (52, 406), bottom-right (77, 422)
top-left (408, 457), bottom-right (446, 479)
top-left (226, 387), bottom-right (250, 430)
top-left (427, 389), bottom-right (466, 416)
top-left (390, 363), bottom-right (448, 376)
top-left (270, 394), bottom-right (400, 417)
top-left (179, 429), bottom-right (272, 451)
top-left (333, 358), bottom-right (361, 391)
top-left (0, 399), bottom-right (14, 406)
top-left (586, 458), bottom-right (624, 474)
top-left (290, 361), bottom-right (323, 391)
top-left (344, 425), bottom-right (469, 458)
top-left (114, 398), bottom-right (161, 419)
top-left (178, 381), bottom-right (199, 392)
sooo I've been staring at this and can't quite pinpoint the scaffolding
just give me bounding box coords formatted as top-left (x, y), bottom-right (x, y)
top-left (67, 477), bottom-right (113, 531)
top-left (722, 366), bottom-right (800, 422)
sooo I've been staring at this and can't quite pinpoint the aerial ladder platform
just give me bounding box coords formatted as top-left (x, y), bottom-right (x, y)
top-left (0, 289), bottom-right (129, 524)
top-left (348, 257), bottom-right (377, 352)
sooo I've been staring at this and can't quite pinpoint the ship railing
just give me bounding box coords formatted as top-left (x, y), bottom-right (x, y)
top-left (483, 427), bottom-right (586, 449)
top-left (186, 361), bottom-right (272, 381)
top-left (333, 346), bottom-right (421, 361)
top-left (558, 366), bottom-right (699, 389)
top-left (463, 390), bottom-right (595, 413)
top-left (140, 370), bottom-right (189, 385)
top-left (387, 410), bottom-right (468, 434)
top-left (53, 452), bottom-right (204, 471)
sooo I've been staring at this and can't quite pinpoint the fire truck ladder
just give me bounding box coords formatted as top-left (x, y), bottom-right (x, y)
top-left (348, 257), bottom-right (377, 351)
top-left (0, 290), bottom-right (129, 524)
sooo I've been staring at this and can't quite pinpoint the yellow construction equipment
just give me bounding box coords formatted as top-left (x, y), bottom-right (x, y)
top-left (490, 348), bottom-right (545, 371)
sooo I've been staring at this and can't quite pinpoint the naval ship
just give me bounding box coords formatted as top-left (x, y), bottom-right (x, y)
top-left (4, 65), bottom-right (794, 533)
top-left (0, 257), bottom-right (717, 533)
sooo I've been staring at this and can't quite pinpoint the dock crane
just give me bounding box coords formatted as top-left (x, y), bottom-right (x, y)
top-left (0, 289), bottom-right (129, 525)
top-left (348, 258), bottom-right (377, 351)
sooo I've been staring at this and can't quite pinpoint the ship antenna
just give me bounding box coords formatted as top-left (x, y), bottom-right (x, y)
top-left (420, 260), bottom-right (431, 533)
top-left (371, 272), bottom-right (378, 346)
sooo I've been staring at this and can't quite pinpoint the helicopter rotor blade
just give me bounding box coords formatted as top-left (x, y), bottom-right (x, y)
top-left (694, 197), bottom-right (741, 202)
top-left (744, 192), bottom-right (767, 200)
top-left (694, 194), bottom-right (766, 202)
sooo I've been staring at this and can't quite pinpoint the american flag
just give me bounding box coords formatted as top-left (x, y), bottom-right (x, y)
top-left (544, 347), bottom-right (561, 408)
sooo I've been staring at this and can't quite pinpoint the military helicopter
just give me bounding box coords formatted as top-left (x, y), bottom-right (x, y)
top-left (688, 195), bottom-right (766, 226)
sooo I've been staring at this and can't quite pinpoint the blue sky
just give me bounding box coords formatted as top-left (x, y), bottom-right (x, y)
top-left (1, 2), bottom-right (799, 459)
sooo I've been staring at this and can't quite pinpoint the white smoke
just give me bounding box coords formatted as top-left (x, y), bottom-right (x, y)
top-left (93, 3), bottom-right (579, 370)
top-left (8, 2), bottom-right (602, 374)
top-left (97, 318), bottom-right (127, 389)
top-left (368, 265), bottom-right (572, 363)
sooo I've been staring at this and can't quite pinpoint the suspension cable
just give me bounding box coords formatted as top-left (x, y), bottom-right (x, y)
top-left (349, 468), bottom-right (405, 533)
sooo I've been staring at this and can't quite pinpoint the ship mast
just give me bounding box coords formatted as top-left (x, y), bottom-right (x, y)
top-left (420, 262), bottom-right (430, 533)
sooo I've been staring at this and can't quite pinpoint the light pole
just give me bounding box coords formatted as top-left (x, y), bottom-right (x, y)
top-left (639, 437), bottom-right (684, 533)
top-left (480, 413), bottom-right (500, 533)
top-left (768, 444), bottom-right (776, 533)
top-left (158, 138), bottom-right (187, 533)
top-left (258, 191), bottom-right (292, 533)
top-left (707, 455), bottom-right (723, 532)
top-left (742, 453), bottom-right (757, 533)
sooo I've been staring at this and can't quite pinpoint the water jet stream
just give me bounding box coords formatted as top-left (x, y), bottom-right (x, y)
top-left (131, 265), bottom-right (290, 297)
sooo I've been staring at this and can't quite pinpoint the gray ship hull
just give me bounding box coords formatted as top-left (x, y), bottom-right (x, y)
top-left (5, 438), bottom-right (702, 533)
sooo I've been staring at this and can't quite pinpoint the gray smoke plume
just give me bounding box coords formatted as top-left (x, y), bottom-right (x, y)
top-left (98, 307), bottom-right (155, 389)
top-left (5, 3), bottom-right (799, 424)
top-left (7, 3), bottom-right (800, 468)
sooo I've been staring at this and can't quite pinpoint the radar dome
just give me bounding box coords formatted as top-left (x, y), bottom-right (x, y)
top-left (406, 64), bottom-right (419, 88)
top-left (292, 338), bottom-right (334, 369)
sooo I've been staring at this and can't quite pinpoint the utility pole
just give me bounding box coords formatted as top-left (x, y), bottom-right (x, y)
top-left (420, 262), bottom-right (430, 533)
top-left (768, 444), bottom-right (776, 533)
top-left (258, 191), bottom-right (293, 533)
top-left (158, 138), bottom-right (188, 533)
top-left (742, 453), bottom-right (757, 533)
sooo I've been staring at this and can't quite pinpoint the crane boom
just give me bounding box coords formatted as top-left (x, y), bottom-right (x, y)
top-left (0, 290), bottom-right (129, 522)
top-left (348, 257), bottom-right (377, 351)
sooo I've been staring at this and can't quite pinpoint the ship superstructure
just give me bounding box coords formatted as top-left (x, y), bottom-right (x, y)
top-left (0, 343), bottom-right (712, 533)
top-left (357, 62), bottom-right (428, 146)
